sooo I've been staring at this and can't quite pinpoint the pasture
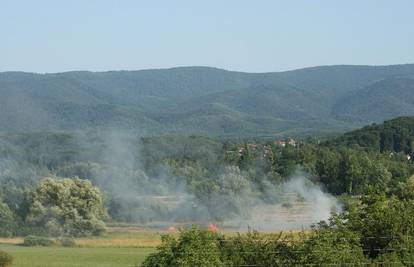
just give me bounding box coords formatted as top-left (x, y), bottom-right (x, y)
top-left (0, 229), bottom-right (160, 267)
top-left (0, 244), bottom-right (154, 267)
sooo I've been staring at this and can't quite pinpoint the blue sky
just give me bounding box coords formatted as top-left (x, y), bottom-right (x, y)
top-left (1, 0), bottom-right (413, 73)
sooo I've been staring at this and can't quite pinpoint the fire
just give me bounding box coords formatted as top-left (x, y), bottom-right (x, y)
top-left (207, 223), bottom-right (219, 233)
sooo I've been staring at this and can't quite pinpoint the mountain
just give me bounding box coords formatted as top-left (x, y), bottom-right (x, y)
top-left (332, 78), bottom-right (414, 123)
top-left (1, 64), bottom-right (414, 136)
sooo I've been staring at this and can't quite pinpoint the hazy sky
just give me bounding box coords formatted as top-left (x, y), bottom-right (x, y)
top-left (1, 0), bottom-right (413, 73)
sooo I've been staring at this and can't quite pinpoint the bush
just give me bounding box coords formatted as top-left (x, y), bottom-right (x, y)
top-left (220, 231), bottom-right (300, 266)
top-left (0, 250), bottom-right (13, 267)
top-left (141, 227), bottom-right (224, 267)
top-left (23, 235), bottom-right (55, 247)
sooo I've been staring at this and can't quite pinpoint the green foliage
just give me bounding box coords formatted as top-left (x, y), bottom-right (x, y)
top-left (219, 231), bottom-right (299, 266)
top-left (327, 116), bottom-right (414, 154)
top-left (141, 227), bottom-right (224, 267)
top-left (344, 194), bottom-right (414, 259)
top-left (0, 201), bottom-right (17, 237)
top-left (313, 147), bottom-right (395, 194)
top-left (0, 251), bottom-right (13, 267)
top-left (299, 228), bottom-right (367, 265)
top-left (25, 177), bottom-right (107, 237)
top-left (23, 235), bottom-right (55, 247)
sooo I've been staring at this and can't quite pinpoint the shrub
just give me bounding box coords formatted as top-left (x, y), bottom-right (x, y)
top-left (220, 231), bottom-right (300, 266)
top-left (0, 251), bottom-right (13, 267)
top-left (141, 226), bottom-right (224, 267)
top-left (23, 235), bottom-right (55, 247)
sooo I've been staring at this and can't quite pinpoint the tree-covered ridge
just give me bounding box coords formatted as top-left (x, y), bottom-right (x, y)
top-left (1, 64), bottom-right (414, 136)
top-left (333, 78), bottom-right (414, 123)
top-left (325, 116), bottom-right (414, 154)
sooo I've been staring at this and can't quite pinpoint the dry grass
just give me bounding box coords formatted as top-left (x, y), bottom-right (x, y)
top-left (75, 228), bottom-right (165, 248)
top-left (75, 237), bottom-right (161, 248)
top-left (0, 237), bottom-right (24, 245)
top-left (0, 226), bottom-right (310, 248)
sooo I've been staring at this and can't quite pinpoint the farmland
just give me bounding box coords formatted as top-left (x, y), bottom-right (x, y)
top-left (0, 244), bottom-right (154, 267)
top-left (0, 230), bottom-right (159, 267)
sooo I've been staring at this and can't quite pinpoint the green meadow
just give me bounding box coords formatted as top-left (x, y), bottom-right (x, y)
top-left (0, 244), bottom-right (154, 267)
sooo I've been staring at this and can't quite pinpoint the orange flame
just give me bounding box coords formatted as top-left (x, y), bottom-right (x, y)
top-left (207, 223), bottom-right (219, 233)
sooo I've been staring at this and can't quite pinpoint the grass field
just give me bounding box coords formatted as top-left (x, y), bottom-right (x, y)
top-left (0, 229), bottom-right (161, 267)
top-left (0, 226), bottom-right (306, 266)
top-left (0, 244), bottom-right (154, 267)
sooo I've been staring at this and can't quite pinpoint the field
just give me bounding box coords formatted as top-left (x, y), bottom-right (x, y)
top-left (0, 230), bottom-right (160, 267)
top-left (0, 244), bottom-right (154, 267)
top-left (0, 221), bottom-right (308, 267)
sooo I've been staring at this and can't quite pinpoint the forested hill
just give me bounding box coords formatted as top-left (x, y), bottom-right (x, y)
top-left (1, 64), bottom-right (414, 136)
top-left (325, 116), bottom-right (414, 154)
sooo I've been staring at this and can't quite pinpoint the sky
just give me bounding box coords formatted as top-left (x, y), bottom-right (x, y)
top-left (1, 0), bottom-right (414, 73)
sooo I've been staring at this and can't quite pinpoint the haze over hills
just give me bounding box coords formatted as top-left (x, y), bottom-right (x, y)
top-left (1, 64), bottom-right (414, 136)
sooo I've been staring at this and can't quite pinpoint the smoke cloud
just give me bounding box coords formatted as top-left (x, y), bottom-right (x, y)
top-left (0, 129), bottom-right (341, 232)
top-left (77, 131), bottom-right (341, 231)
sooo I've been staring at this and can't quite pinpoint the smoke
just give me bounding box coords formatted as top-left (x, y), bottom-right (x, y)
top-left (85, 130), bottom-right (341, 231)
top-left (216, 170), bottom-right (341, 231)
top-left (0, 128), bottom-right (342, 232)
top-left (283, 172), bottom-right (341, 222)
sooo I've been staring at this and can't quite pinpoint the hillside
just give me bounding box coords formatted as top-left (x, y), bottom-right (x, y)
top-left (332, 78), bottom-right (414, 123)
top-left (325, 116), bottom-right (414, 153)
top-left (1, 64), bottom-right (414, 136)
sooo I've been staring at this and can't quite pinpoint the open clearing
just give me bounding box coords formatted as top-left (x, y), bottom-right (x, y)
top-left (0, 230), bottom-right (159, 267)
top-left (0, 244), bottom-right (154, 267)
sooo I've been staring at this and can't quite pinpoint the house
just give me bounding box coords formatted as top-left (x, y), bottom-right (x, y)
top-left (274, 140), bottom-right (286, 147)
top-left (274, 138), bottom-right (297, 147)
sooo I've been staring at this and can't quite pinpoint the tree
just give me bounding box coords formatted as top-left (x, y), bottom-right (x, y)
top-left (300, 227), bottom-right (367, 265)
top-left (0, 201), bottom-right (16, 237)
top-left (25, 177), bottom-right (107, 237)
